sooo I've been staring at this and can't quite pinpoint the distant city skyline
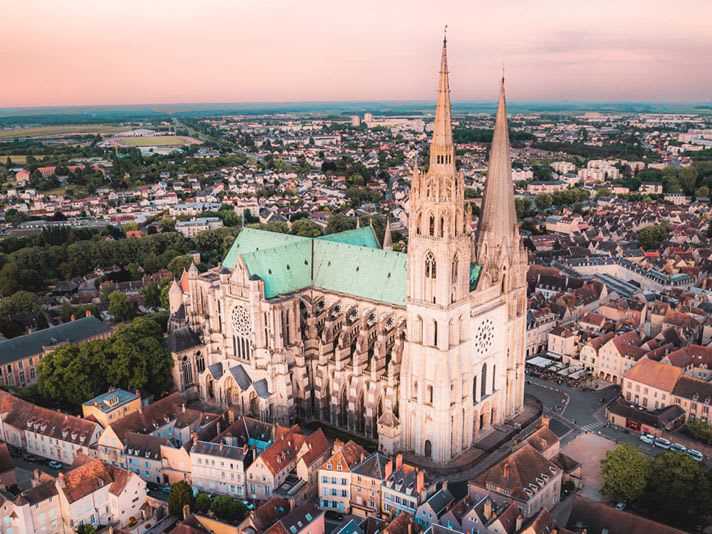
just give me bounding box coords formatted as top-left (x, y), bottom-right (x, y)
top-left (3, 0), bottom-right (712, 107)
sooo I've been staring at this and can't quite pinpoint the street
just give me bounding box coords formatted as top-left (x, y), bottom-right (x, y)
top-left (525, 375), bottom-right (710, 465)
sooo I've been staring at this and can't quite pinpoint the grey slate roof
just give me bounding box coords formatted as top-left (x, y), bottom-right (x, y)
top-left (208, 362), bottom-right (224, 379)
top-left (0, 316), bottom-right (110, 365)
top-left (254, 378), bottom-right (271, 399)
top-left (166, 326), bottom-right (203, 353)
top-left (229, 364), bottom-right (252, 390)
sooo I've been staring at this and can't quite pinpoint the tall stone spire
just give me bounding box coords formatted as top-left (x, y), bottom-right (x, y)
top-left (476, 76), bottom-right (517, 262)
top-left (383, 214), bottom-right (393, 251)
top-left (429, 30), bottom-right (455, 171)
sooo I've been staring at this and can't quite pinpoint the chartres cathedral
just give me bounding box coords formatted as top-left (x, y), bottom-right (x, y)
top-left (167, 37), bottom-right (527, 464)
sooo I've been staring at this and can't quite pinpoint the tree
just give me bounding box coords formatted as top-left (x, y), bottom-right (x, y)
top-left (290, 219), bottom-right (322, 238)
top-left (77, 525), bottom-right (98, 534)
top-left (108, 291), bottom-right (135, 322)
top-left (645, 451), bottom-right (712, 520)
top-left (637, 223), bottom-right (669, 250)
top-left (167, 255), bottom-right (194, 277)
top-left (325, 214), bottom-right (356, 235)
top-left (194, 492), bottom-right (212, 514)
top-left (685, 419), bottom-right (712, 445)
top-left (210, 495), bottom-right (248, 522)
top-left (106, 316), bottom-right (174, 394)
top-left (695, 185), bottom-right (710, 198)
top-left (514, 198), bottom-right (532, 220)
top-left (141, 282), bottom-right (162, 310)
top-left (595, 188), bottom-right (612, 199)
top-left (534, 194), bottom-right (553, 211)
top-left (599, 443), bottom-right (651, 503)
top-left (168, 481), bottom-right (194, 517)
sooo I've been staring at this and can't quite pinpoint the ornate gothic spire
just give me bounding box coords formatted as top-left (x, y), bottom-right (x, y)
top-left (476, 77), bottom-right (517, 261)
top-left (429, 30), bottom-right (455, 170)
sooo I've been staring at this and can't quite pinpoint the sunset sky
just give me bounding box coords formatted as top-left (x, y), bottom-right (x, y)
top-left (3, 0), bottom-right (711, 107)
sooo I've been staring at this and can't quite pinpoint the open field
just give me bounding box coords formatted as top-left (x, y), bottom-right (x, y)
top-left (1, 154), bottom-right (47, 164)
top-left (0, 125), bottom-right (128, 139)
top-left (111, 135), bottom-right (201, 147)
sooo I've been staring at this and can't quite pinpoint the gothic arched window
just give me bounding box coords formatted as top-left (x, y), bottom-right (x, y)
top-left (427, 385), bottom-right (434, 404)
top-left (472, 375), bottom-right (478, 405)
top-left (439, 215), bottom-right (445, 237)
top-left (196, 351), bottom-right (205, 374)
top-left (433, 320), bottom-right (438, 346)
top-left (416, 212), bottom-right (422, 235)
top-left (181, 356), bottom-right (193, 388)
top-left (452, 253), bottom-right (459, 281)
top-left (412, 380), bottom-right (418, 399)
top-left (429, 214), bottom-right (436, 236)
top-left (425, 252), bottom-right (437, 279)
top-left (481, 363), bottom-right (488, 398)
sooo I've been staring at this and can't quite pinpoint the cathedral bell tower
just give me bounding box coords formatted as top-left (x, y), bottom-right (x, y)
top-left (399, 34), bottom-right (474, 463)
top-left (474, 76), bottom-right (528, 418)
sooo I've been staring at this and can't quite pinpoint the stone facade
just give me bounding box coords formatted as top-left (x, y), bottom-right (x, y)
top-left (167, 39), bottom-right (527, 464)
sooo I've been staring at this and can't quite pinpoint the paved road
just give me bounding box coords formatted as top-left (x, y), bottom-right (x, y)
top-left (525, 375), bottom-right (711, 466)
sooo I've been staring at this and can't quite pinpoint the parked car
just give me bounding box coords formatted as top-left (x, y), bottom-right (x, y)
top-left (23, 454), bottom-right (39, 463)
top-left (654, 437), bottom-right (671, 449)
top-left (687, 449), bottom-right (704, 462)
top-left (614, 502), bottom-right (626, 511)
top-left (242, 500), bottom-right (255, 511)
top-left (325, 511), bottom-right (344, 521)
top-left (48, 461), bottom-right (63, 470)
top-left (669, 443), bottom-right (687, 453)
top-left (639, 433), bottom-right (655, 445)
top-left (162, 485), bottom-right (172, 494)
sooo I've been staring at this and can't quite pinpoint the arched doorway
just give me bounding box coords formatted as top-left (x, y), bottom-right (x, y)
top-left (424, 440), bottom-right (432, 458)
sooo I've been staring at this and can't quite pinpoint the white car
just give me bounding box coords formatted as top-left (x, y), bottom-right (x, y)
top-left (639, 433), bottom-right (655, 445)
top-left (654, 437), bottom-right (671, 449)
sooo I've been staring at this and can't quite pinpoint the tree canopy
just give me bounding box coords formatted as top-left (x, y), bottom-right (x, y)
top-left (599, 443), bottom-right (651, 503)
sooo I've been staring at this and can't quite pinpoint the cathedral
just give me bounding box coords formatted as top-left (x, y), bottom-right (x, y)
top-left (167, 37), bottom-right (528, 464)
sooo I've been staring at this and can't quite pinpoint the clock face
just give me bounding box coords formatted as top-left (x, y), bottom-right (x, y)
top-left (474, 318), bottom-right (495, 354)
top-left (231, 305), bottom-right (251, 336)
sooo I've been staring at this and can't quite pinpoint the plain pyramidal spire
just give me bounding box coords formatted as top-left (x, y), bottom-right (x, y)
top-left (476, 75), bottom-right (517, 256)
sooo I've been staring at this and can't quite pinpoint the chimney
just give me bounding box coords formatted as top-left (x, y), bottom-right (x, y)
top-left (407, 521), bottom-right (412, 534)
top-left (32, 468), bottom-right (40, 487)
top-left (58, 472), bottom-right (66, 489)
top-left (416, 468), bottom-right (425, 494)
top-left (70, 314), bottom-right (75, 322)
top-left (216, 421), bottom-right (221, 435)
top-left (384, 459), bottom-right (393, 481)
top-left (515, 512), bottom-right (523, 531)
top-left (183, 503), bottom-right (191, 521)
top-left (181, 403), bottom-right (186, 413)
top-left (135, 389), bottom-right (141, 398)
top-left (395, 452), bottom-right (403, 469)
top-left (191, 432), bottom-right (199, 446)
top-left (441, 480), bottom-right (448, 491)
top-left (85, 309), bottom-right (91, 317)
top-left (503, 463), bottom-right (510, 479)
top-left (483, 498), bottom-right (492, 521)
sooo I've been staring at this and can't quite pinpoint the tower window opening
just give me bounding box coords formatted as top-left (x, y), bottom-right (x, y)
top-left (425, 252), bottom-right (437, 279)
top-left (429, 214), bottom-right (435, 236)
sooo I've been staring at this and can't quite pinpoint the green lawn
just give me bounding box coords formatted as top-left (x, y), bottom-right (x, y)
top-left (113, 135), bottom-right (201, 147)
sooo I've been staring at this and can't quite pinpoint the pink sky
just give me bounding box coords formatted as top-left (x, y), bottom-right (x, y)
top-left (3, 0), bottom-right (712, 107)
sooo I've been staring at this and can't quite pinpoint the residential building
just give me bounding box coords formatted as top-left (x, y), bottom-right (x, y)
top-left (82, 388), bottom-right (142, 427)
top-left (318, 440), bottom-right (366, 513)
top-left (350, 451), bottom-right (390, 518)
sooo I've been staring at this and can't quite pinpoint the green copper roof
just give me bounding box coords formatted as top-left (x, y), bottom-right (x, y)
top-left (470, 263), bottom-right (482, 291)
top-left (312, 241), bottom-right (407, 305)
top-left (223, 226), bottom-right (406, 305)
top-left (317, 227), bottom-right (380, 249)
top-left (223, 228), bottom-right (308, 269)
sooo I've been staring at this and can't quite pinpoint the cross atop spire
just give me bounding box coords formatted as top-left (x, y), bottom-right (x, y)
top-left (443, 24), bottom-right (448, 45)
top-left (429, 33), bottom-right (455, 170)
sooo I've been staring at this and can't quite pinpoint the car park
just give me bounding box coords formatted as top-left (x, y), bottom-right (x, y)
top-left (639, 433), bottom-right (655, 445)
top-left (687, 449), bottom-right (704, 462)
top-left (654, 437), bottom-right (671, 449)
